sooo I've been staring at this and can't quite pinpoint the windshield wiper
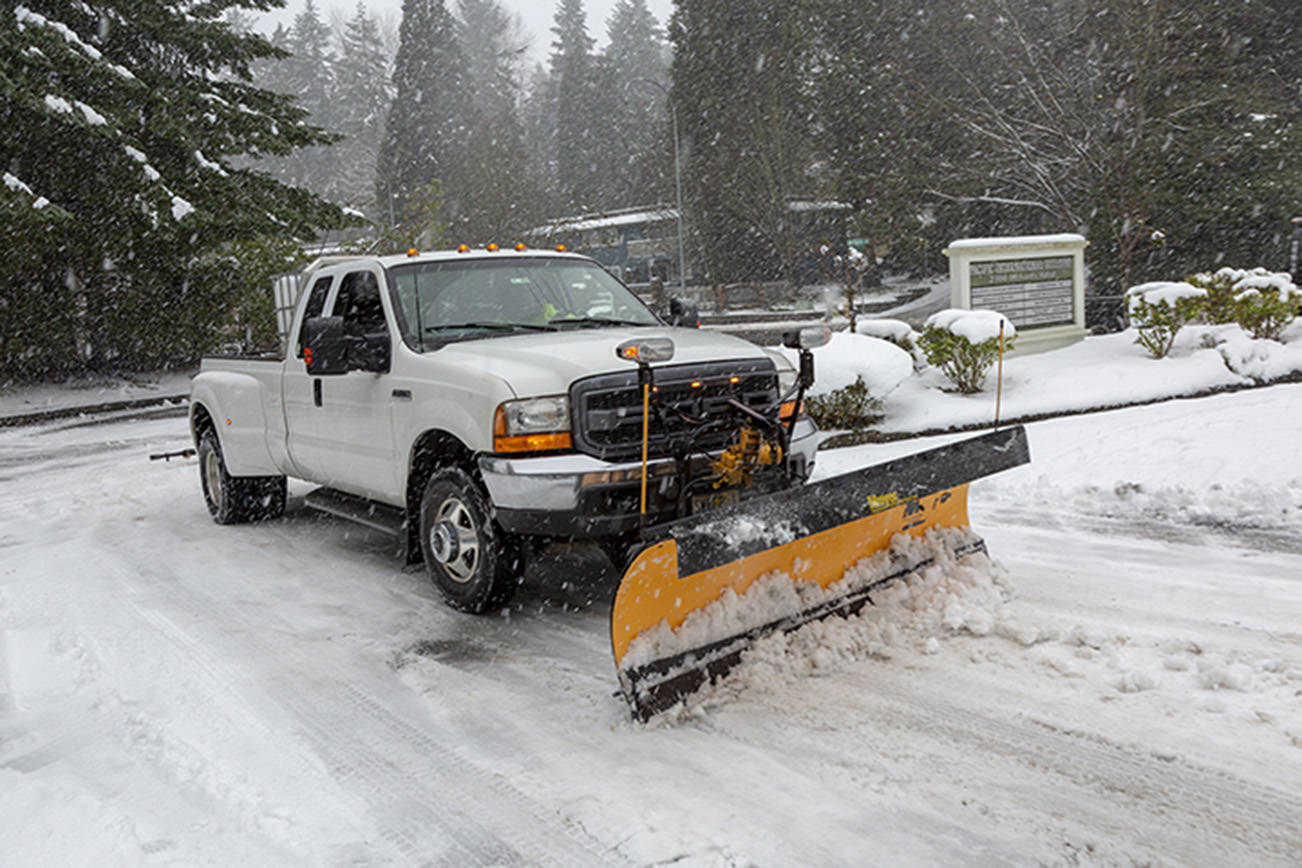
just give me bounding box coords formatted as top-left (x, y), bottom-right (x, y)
top-left (547, 316), bottom-right (652, 328)
top-left (425, 321), bottom-right (559, 333)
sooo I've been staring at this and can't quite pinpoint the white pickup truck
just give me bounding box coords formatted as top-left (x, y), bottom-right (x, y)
top-left (190, 248), bottom-right (819, 612)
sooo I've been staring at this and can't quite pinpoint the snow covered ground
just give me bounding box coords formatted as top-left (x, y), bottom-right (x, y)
top-left (2, 382), bottom-right (1301, 865)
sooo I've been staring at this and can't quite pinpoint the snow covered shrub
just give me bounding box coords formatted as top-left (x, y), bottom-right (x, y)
top-left (803, 376), bottom-right (882, 431)
top-left (918, 309), bottom-right (1015, 393)
top-left (1205, 267), bottom-right (1299, 341)
top-left (855, 318), bottom-right (915, 354)
top-left (1125, 282), bottom-right (1207, 358)
top-left (1183, 271), bottom-right (1239, 325)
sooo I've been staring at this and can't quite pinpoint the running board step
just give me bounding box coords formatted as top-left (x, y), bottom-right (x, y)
top-left (304, 487), bottom-right (406, 537)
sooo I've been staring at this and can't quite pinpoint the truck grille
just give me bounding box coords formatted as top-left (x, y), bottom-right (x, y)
top-left (570, 359), bottom-right (779, 461)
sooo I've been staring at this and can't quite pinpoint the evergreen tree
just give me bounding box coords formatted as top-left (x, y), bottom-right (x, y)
top-left (603, 0), bottom-right (670, 208)
top-left (0, 0), bottom-right (344, 377)
top-left (519, 62), bottom-right (560, 209)
top-left (449, 0), bottom-right (540, 242)
top-left (375, 0), bottom-right (466, 227)
top-left (333, 2), bottom-right (392, 214)
top-left (550, 0), bottom-right (603, 211)
top-left (670, 0), bottom-right (819, 283)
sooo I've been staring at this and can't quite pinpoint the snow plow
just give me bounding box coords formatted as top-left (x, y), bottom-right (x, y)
top-left (609, 328), bottom-right (1030, 720)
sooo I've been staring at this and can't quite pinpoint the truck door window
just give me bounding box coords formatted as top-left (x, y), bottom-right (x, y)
top-left (296, 275), bottom-right (333, 357)
top-left (332, 271), bottom-right (388, 337)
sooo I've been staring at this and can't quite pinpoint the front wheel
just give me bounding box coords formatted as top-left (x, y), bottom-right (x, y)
top-left (419, 467), bottom-right (522, 613)
top-left (197, 429), bottom-right (286, 524)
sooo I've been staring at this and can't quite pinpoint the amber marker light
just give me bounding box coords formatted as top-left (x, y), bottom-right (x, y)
top-left (486, 242), bottom-right (500, 251)
top-left (515, 242), bottom-right (527, 251)
top-left (555, 244), bottom-right (567, 252)
top-left (457, 244), bottom-right (470, 253)
top-left (615, 338), bottom-right (675, 364)
top-left (729, 376), bottom-right (740, 384)
top-left (780, 399), bottom-right (805, 421)
top-left (406, 248), bottom-right (419, 257)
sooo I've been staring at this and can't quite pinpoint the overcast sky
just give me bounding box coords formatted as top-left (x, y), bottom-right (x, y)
top-left (260, 0), bottom-right (674, 67)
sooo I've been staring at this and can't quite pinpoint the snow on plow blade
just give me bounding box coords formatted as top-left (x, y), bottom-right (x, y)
top-left (610, 425), bottom-right (1030, 721)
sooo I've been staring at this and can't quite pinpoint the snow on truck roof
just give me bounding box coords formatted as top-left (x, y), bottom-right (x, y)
top-left (307, 247), bottom-right (591, 272)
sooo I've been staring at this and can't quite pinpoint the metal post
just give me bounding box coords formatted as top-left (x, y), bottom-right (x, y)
top-left (670, 103), bottom-right (687, 291)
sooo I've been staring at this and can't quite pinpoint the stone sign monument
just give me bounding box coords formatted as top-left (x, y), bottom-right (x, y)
top-left (943, 233), bottom-right (1090, 354)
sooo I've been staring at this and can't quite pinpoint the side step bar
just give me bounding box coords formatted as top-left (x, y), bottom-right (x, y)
top-left (303, 487), bottom-right (406, 537)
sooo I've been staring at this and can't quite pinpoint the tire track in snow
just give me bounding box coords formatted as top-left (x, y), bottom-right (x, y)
top-left (110, 552), bottom-right (628, 868)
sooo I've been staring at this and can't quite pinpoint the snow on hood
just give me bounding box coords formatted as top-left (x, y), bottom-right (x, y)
top-left (428, 325), bottom-right (778, 398)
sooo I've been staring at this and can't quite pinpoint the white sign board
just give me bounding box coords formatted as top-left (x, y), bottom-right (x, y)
top-left (944, 234), bottom-right (1090, 355)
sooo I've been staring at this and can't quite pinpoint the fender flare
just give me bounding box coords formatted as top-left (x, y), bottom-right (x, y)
top-left (189, 371), bottom-right (281, 477)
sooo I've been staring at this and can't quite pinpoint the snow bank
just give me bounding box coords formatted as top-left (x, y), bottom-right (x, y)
top-left (925, 308), bottom-right (1016, 343)
top-left (774, 331), bottom-right (912, 398)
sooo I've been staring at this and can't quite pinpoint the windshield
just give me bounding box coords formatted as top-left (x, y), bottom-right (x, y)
top-left (387, 257), bottom-right (660, 348)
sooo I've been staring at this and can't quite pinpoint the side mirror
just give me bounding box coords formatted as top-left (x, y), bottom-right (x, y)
top-left (781, 325), bottom-right (829, 391)
top-left (667, 297), bottom-right (700, 328)
top-left (781, 324), bottom-right (832, 350)
top-left (302, 316), bottom-right (350, 376)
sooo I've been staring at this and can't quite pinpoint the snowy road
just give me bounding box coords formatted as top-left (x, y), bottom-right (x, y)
top-left (2, 388), bottom-right (1301, 865)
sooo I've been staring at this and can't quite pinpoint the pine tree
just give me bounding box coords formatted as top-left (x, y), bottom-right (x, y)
top-left (334, 2), bottom-right (392, 214)
top-left (550, 0), bottom-right (603, 211)
top-left (603, 0), bottom-right (670, 208)
top-left (670, 0), bottom-right (819, 283)
top-left (375, 0), bottom-right (466, 228)
top-left (0, 0), bottom-right (344, 377)
top-left (448, 0), bottom-right (540, 242)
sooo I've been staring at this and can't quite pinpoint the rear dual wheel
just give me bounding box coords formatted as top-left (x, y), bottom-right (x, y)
top-left (419, 467), bottom-right (523, 613)
top-left (197, 429), bottom-right (286, 524)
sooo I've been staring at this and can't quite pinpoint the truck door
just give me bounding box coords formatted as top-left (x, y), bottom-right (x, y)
top-left (283, 273), bottom-right (334, 480)
top-left (307, 268), bottom-right (401, 502)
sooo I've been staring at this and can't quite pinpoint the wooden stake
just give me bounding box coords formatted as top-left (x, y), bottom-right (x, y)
top-left (994, 320), bottom-right (1005, 429)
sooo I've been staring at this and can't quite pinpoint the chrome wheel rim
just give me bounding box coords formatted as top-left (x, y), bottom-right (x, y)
top-left (203, 448), bottom-right (223, 509)
top-left (430, 496), bottom-right (479, 584)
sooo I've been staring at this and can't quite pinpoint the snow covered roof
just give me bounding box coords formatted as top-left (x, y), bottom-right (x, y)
top-left (528, 207), bottom-right (680, 236)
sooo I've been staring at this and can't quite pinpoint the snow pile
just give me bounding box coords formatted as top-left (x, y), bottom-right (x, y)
top-left (625, 528), bottom-right (1019, 713)
top-left (854, 318), bottom-right (914, 344)
top-left (924, 308), bottom-right (1016, 343)
top-left (774, 331), bottom-right (912, 398)
top-left (1125, 280), bottom-right (1207, 315)
top-left (1191, 323), bottom-right (1302, 382)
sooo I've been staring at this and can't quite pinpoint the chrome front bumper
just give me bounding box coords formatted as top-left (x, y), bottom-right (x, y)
top-left (478, 419), bottom-right (819, 536)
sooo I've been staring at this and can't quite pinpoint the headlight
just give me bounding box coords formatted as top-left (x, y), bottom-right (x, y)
top-left (777, 366), bottom-right (797, 395)
top-left (493, 396), bottom-right (572, 453)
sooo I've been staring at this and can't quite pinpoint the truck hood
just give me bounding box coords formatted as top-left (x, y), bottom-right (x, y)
top-left (430, 326), bottom-right (778, 398)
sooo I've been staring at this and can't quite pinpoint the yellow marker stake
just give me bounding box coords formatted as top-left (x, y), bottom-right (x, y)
top-left (640, 379), bottom-right (650, 515)
top-left (994, 320), bottom-right (1006, 429)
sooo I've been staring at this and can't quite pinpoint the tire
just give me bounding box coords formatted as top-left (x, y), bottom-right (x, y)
top-left (197, 429), bottom-right (287, 524)
top-left (419, 467), bottom-right (522, 613)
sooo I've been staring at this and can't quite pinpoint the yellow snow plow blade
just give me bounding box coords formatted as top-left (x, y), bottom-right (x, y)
top-left (611, 425), bottom-right (1030, 720)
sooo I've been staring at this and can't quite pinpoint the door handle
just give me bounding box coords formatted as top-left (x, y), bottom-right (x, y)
top-left (314, 378), bottom-right (322, 407)
top-left (392, 389), bottom-right (412, 401)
